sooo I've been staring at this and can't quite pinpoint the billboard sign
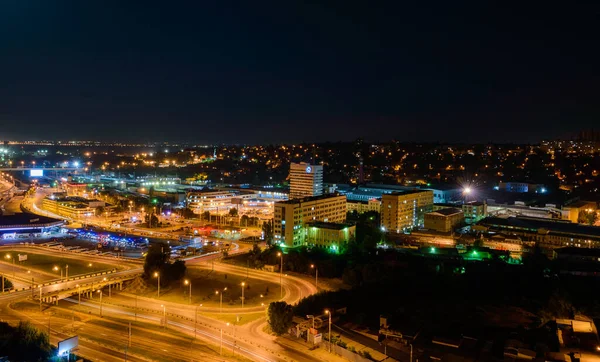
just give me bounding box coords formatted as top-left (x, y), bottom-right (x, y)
top-left (314, 333), bottom-right (322, 344)
top-left (30, 169), bottom-right (43, 177)
top-left (18, 254), bottom-right (27, 262)
top-left (57, 336), bottom-right (78, 356)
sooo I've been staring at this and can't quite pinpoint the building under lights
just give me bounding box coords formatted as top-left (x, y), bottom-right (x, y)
top-left (0, 214), bottom-right (64, 238)
top-left (186, 189), bottom-right (256, 212)
top-left (380, 190), bottom-right (434, 233)
top-left (305, 221), bottom-right (356, 251)
top-left (273, 194), bottom-right (347, 248)
top-left (289, 162), bottom-right (323, 200)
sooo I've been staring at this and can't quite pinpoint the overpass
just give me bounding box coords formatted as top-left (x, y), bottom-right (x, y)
top-left (1, 268), bottom-right (142, 306)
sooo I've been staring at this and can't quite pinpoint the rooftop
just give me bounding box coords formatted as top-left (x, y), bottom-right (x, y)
top-left (276, 193), bottom-right (344, 204)
top-left (383, 190), bottom-right (432, 197)
top-left (478, 216), bottom-right (600, 238)
top-left (306, 221), bottom-right (354, 230)
top-left (428, 208), bottom-right (463, 216)
top-left (554, 247), bottom-right (600, 258)
top-left (564, 200), bottom-right (596, 209)
top-left (0, 214), bottom-right (63, 227)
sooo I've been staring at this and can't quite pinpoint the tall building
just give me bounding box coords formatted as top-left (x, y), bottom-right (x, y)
top-left (381, 190), bottom-right (434, 233)
top-left (274, 194), bottom-right (347, 248)
top-left (289, 162), bottom-right (323, 200)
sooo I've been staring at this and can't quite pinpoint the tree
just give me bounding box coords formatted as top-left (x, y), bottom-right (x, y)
top-left (240, 214), bottom-right (250, 226)
top-left (142, 242), bottom-right (187, 285)
top-left (96, 206), bottom-right (106, 217)
top-left (150, 214), bottom-right (159, 228)
top-left (267, 301), bottom-right (294, 335)
top-left (0, 321), bottom-right (51, 361)
top-left (202, 211), bottom-right (211, 222)
top-left (143, 242), bottom-right (170, 279)
top-left (578, 210), bottom-right (598, 225)
top-left (229, 207), bottom-right (238, 217)
top-left (262, 220), bottom-right (274, 245)
top-left (1, 277), bottom-right (13, 292)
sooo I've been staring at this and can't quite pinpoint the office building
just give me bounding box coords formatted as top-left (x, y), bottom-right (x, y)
top-left (424, 208), bottom-right (464, 233)
top-left (274, 194), bottom-right (347, 248)
top-left (381, 190), bottom-right (434, 233)
top-left (289, 162), bottom-right (323, 200)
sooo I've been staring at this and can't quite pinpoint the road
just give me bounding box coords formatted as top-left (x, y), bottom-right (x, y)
top-left (54, 261), bottom-right (340, 362)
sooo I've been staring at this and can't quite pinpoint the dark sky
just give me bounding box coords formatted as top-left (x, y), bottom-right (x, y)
top-left (1, 1), bottom-right (598, 144)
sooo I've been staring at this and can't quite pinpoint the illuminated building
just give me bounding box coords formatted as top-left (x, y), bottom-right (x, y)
top-left (42, 196), bottom-right (105, 219)
top-left (424, 208), bottom-right (464, 233)
top-left (305, 222), bottom-right (356, 251)
top-left (274, 194), bottom-right (347, 248)
top-left (347, 198), bottom-right (381, 214)
top-left (289, 162), bottom-right (323, 200)
top-left (186, 190), bottom-right (255, 212)
top-left (381, 190), bottom-right (434, 232)
top-left (474, 216), bottom-right (600, 248)
top-left (462, 201), bottom-right (488, 224)
top-left (498, 181), bottom-right (546, 193)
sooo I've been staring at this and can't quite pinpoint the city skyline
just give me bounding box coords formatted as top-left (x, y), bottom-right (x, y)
top-left (1, 1), bottom-right (598, 143)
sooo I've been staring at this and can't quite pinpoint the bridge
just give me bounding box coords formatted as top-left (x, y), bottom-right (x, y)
top-left (3, 268), bottom-right (142, 306)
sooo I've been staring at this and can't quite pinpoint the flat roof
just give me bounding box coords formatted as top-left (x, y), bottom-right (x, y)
top-left (383, 190), bottom-right (432, 197)
top-left (428, 208), bottom-right (463, 216)
top-left (0, 213), bottom-right (64, 229)
top-left (276, 193), bottom-right (344, 204)
top-left (478, 216), bottom-right (600, 238)
top-left (306, 221), bottom-right (354, 230)
top-left (555, 247), bottom-right (600, 258)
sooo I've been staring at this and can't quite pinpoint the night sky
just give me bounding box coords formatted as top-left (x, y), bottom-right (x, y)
top-left (1, 1), bottom-right (598, 144)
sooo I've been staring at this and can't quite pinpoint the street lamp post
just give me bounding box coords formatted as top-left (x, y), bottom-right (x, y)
top-left (161, 304), bottom-right (166, 329)
top-left (311, 264), bottom-right (318, 290)
top-left (154, 272), bottom-right (160, 297)
top-left (215, 287), bottom-right (227, 314)
top-left (277, 252), bottom-right (283, 299)
top-left (325, 309), bottom-right (332, 353)
top-left (184, 279), bottom-right (192, 304)
top-left (5, 254), bottom-right (14, 277)
top-left (98, 290), bottom-right (103, 317)
top-left (76, 284), bottom-right (81, 306)
top-left (194, 304), bottom-right (202, 339)
top-left (241, 282), bottom-right (245, 308)
top-left (220, 327), bottom-right (224, 355)
top-left (306, 314), bottom-right (315, 344)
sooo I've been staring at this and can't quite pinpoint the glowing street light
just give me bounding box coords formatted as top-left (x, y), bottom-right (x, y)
top-left (310, 264), bottom-right (318, 290)
top-left (215, 287), bottom-right (227, 314)
top-left (241, 282), bottom-right (245, 308)
top-left (184, 279), bottom-right (192, 304)
top-left (154, 272), bottom-right (160, 297)
top-left (325, 309), bottom-right (332, 352)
